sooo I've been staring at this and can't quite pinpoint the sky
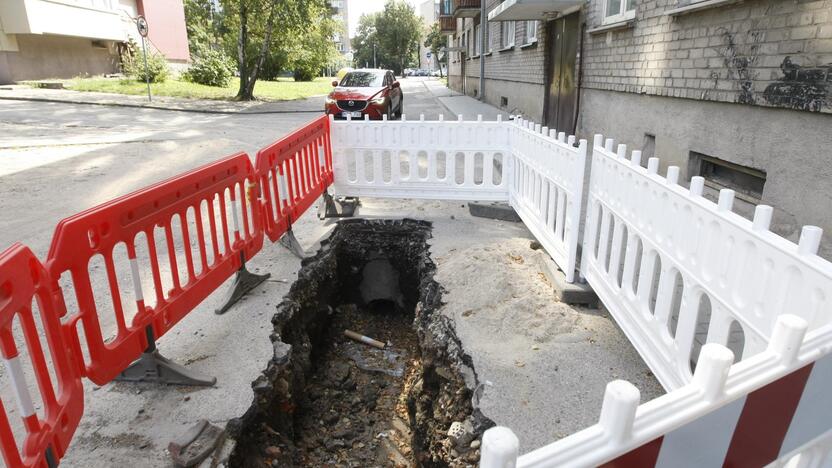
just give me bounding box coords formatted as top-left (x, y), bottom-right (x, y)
top-left (348, 0), bottom-right (430, 38)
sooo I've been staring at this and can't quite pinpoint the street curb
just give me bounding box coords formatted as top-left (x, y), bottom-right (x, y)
top-left (0, 96), bottom-right (323, 115)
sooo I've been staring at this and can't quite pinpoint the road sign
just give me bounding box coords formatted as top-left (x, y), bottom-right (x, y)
top-left (136, 16), bottom-right (149, 37)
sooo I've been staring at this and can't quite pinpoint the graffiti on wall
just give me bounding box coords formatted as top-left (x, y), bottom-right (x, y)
top-left (713, 28), bottom-right (762, 106)
top-left (763, 57), bottom-right (832, 112)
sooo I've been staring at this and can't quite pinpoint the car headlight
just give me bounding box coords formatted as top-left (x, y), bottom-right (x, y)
top-left (371, 96), bottom-right (386, 105)
top-left (325, 96), bottom-right (336, 104)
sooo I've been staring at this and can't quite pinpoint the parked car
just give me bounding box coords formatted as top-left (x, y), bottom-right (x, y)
top-left (325, 69), bottom-right (403, 120)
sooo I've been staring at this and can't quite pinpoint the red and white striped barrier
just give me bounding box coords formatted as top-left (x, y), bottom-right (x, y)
top-left (257, 114), bottom-right (333, 242)
top-left (44, 153), bottom-right (263, 385)
top-left (0, 244), bottom-right (84, 468)
top-left (481, 315), bottom-right (832, 468)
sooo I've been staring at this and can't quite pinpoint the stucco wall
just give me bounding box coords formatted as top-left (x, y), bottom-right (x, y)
top-left (578, 88), bottom-right (832, 260)
top-left (138, 0), bottom-right (190, 62)
top-left (0, 34), bottom-right (118, 82)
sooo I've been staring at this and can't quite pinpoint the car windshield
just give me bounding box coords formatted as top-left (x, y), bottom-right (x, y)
top-left (340, 72), bottom-right (384, 87)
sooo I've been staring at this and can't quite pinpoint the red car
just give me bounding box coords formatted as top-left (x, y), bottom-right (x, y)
top-left (325, 69), bottom-right (403, 120)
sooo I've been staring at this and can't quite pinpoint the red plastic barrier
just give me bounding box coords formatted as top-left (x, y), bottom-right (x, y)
top-left (0, 244), bottom-right (84, 468)
top-left (45, 153), bottom-right (263, 385)
top-left (256, 115), bottom-right (333, 242)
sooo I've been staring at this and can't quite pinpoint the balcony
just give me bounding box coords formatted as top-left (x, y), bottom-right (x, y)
top-left (439, 15), bottom-right (456, 33)
top-left (0, 0), bottom-right (128, 41)
top-left (452, 0), bottom-right (480, 18)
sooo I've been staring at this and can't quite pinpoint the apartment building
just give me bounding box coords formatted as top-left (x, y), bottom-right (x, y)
top-left (332, 0), bottom-right (351, 61)
top-left (0, 0), bottom-right (188, 84)
top-left (443, 0), bottom-right (832, 259)
top-left (419, 0), bottom-right (441, 70)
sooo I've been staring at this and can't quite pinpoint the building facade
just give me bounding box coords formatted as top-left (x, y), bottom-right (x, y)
top-left (331, 0), bottom-right (351, 63)
top-left (443, 0), bottom-right (832, 260)
top-left (0, 0), bottom-right (189, 84)
top-left (419, 0), bottom-right (441, 70)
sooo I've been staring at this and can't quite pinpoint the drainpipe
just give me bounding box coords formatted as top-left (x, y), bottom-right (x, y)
top-left (479, 0), bottom-right (486, 101)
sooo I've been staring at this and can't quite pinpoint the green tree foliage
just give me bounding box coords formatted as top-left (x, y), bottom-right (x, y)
top-left (352, 13), bottom-right (383, 69)
top-left (424, 22), bottom-right (446, 78)
top-left (352, 1), bottom-right (421, 74)
top-left (218, 0), bottom-right (335, 99)
top-left (288, 13), bottom-right (338, 81)
top-left (184, 0), bottom-right (218, 57)
top-left (183, 48), bottom-right (235, 86)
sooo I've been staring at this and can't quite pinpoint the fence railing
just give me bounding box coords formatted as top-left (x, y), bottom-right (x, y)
top-left (330, 114), bottom-right (586, 281)
top-left (331, 115), bottom-right (511, 202)
top-left (481, 315), bottom-right (832, 468)
top-left (580, 135), bottom-right (832, 391)
top-left (509, 120), bottom-right (587, 283)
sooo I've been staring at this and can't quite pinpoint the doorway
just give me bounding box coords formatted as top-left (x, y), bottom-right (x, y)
top-left (544, 12), bottom-right (580, 133)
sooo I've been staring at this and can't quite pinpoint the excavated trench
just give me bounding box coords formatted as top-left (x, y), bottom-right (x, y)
top-left (228, 219), bottom-right (493, 467)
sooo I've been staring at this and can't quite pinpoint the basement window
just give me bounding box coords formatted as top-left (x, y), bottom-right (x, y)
top-left (690, 152), bottom-right (766, 203)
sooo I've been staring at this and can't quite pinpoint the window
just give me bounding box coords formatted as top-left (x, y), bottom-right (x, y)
top-left (604, 0), bottom-right (635, 24)
top-left (523, 20), bottom-right (537, 45)
top-left (501, 21), bottom-right (515, 48)
top-left (474, 24), bottom-right (481, 56)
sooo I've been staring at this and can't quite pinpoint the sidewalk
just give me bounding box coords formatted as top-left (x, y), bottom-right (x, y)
top-left (0, 85), bottom-right (325, 114)
top-left (422, 79), bottom-right (509, 121)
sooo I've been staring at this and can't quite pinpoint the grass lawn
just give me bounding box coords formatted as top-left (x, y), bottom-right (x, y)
top-left (64, 76), bottom-right (335, 101)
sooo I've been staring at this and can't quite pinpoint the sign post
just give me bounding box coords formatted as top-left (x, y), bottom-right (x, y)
top-left (136, 16), bottom-right (151, 102)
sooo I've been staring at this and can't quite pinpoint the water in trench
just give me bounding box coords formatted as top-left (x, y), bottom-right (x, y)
top-left (229, 219), bottom-right (491, 468)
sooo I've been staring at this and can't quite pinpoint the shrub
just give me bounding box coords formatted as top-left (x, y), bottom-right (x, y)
top-left (184, 49), bottom-right (235, 87)
top-left (123, 47), bottom-right (170, 83)
top-left (293, 66), bottom-right (317, 82)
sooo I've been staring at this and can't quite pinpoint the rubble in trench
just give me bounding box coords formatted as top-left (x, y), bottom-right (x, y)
top-left (227, 219), bottom-right (494, 467)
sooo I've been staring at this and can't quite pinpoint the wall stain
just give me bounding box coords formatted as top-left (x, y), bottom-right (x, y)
top-left (763, 57), bottom-right (831, 112)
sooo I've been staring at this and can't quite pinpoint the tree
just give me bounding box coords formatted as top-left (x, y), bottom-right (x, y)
top-left (289, 13), bottom-right (338, 81)
top-left (184, 0), bottom-right (225, 57)
top-left (375, 0), bottom-right (421, 75)
top-left (352, 13), bottom-right (382, 68)
top-left (220, 0), bottom-right (329, 100)
top-left (352, 1), bottom-right (420, 74)
top-left (424, 22), bottom-right (446, 78)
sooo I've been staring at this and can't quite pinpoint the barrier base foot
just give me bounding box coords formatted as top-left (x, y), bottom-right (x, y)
top-left (115, 350), bottom-right (216, 386)
top-left (318, 192), bottom-right (359, 219)
top-left (215, 262), bottom-right (270, 315)
top-left (280, 229), bottom-right (307, 258)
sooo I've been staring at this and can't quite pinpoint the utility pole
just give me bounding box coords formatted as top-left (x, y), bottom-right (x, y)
top-left (479, 1), bottom-right (486, 101)
top-left (373, 43), bottom-right (377, 68)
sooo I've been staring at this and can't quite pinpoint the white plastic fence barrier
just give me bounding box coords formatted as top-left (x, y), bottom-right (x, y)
top-left (509, 119), bottom-right (587, 282)
top-left (330, 114), bottom-right (587, 282)
top-left (481, 315), bottom-right (832, 468)
top-left (330, 114), bottom-right (511, 201)
top-left (580, 134), bottom-right (832, 390)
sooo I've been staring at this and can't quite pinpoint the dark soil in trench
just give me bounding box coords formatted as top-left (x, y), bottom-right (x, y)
top-left (228, 219), bottom-right (493, 468)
